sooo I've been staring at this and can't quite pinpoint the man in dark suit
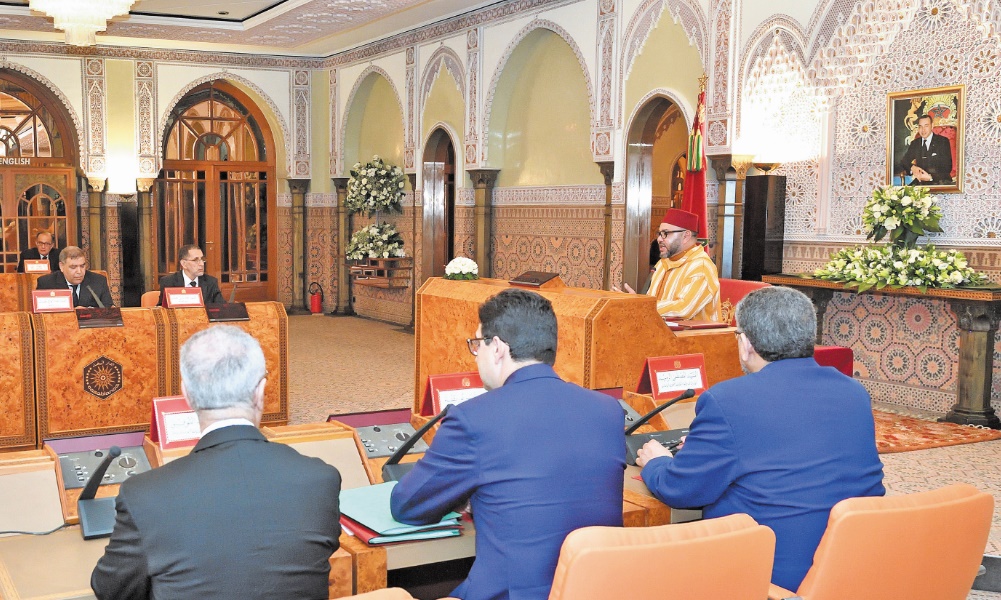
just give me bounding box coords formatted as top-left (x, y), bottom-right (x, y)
top-left (637, 286), bottom-right (885, 591)
top-left (158, 244), bottom-right (224, 305)
top-left (91, 325), bottom-right (342, 600)
top-left (35, 246), bottom-right (113, 308)
top-left (391, 289), bottom-right (625, 600)
top-left (16, 230), bottom-right (60, 272)
top-left (897, 114), bottom-right (953, 184)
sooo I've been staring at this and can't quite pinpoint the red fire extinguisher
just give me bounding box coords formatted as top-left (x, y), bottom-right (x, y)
top-left (308, 282), bottom-right (323, 314)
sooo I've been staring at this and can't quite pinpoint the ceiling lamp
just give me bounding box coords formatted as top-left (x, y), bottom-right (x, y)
top-left (29, 0), bottom-right (136, 47)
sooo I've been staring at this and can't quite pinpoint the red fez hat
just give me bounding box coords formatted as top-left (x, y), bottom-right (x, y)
top-left (662, 208), bottom-right (699, 233)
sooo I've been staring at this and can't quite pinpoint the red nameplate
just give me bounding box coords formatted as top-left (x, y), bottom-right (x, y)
top-left (23, 259), bottom-right (50, 274)
top-left (421, 372), bottom-right (487, 415)
top-left (150, 395), bottom-right (200, 449)
top-left (163, 286), bottom-right (204, 308)
top-left (636, 353), bottom-right (708, 400)
top-left (31, 289), bottom-right (73, 313)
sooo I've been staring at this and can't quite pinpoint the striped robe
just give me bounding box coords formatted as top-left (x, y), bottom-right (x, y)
top-left (646, 245), bottom-right (721, 320)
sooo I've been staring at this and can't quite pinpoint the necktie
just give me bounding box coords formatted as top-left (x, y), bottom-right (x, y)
top-left (71, 284), bottom-right (79, 307)
top-left (189, 280), bottom-right (198, 287)
top-left (924, 139), bottom-right (929, 151)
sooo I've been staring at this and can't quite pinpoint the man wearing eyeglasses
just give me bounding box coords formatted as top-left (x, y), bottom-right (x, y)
top-left (617, 208), bottom-right (720, 321)
top-left (16, 230), bottom-right (60, 273)
top-left (391, 289), bottom-right (625, 600)
top-left (157, 244), bottom-right (224, 306)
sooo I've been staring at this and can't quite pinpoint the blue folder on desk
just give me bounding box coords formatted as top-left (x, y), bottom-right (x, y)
top-left (339, 482), bottom-right (461, 543)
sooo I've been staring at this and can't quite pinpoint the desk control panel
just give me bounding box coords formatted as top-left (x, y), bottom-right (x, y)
top-left (619, 400), bottom-right (643, 428)
top-left (58, 447), bottom-right (153, 489)
top-left (355, 424), bottom-right (429, 459)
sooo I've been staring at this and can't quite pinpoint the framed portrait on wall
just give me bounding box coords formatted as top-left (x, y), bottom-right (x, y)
top-left (886, 85), bottom-right (964, 193)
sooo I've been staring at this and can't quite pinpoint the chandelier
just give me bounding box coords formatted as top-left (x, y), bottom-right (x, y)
top-left (29, 0), bottom-right (136, 47)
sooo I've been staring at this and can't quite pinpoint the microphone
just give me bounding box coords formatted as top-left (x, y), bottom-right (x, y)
top-left (625, 389), bottom-right (695, 435)
top-left (78, 446), bottom-right (121, 540)
top-left (228, 283), bottom-right (238, 303)
top-left (625, 389), bottom-right (695, 466)
top-left (86, 285), bottom-right (105, 308)
top-left (381, 405), bottom-right (451, 482)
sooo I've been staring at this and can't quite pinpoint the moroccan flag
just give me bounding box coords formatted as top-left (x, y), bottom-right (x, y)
top-left (681, 89), bottom-right (708, 242)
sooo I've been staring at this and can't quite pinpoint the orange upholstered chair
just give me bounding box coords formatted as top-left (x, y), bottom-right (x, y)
top-left (140, 290), bottom-right (160, 308)
top-left (718, 278), bottom-right (854, 377)
top-left (768, 483), bottom-right (994, 600)
top-left (545, 513), bottom-right (775, 600)
top-left (347, 589), bottom-right (414, 599)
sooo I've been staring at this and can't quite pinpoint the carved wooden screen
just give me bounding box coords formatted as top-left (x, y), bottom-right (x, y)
top-left (0, 73), bottom-right (77, 273)
top-left (156, 81), bottom-right (276, 301)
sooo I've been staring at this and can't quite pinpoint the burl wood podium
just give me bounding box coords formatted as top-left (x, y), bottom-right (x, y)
top-left (0, 312), bottom-right (35, 450)
top-left (413, 277), bottom-right (742, 411)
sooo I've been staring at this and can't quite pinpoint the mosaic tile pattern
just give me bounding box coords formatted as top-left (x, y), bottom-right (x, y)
top-left (277, 205), bottom-right (294, 307)
top-left (305, 205), bottom-right (339, 313)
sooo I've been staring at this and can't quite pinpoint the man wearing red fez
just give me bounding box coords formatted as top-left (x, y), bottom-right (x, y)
top-left (620, 208), bottom-right (720, 321)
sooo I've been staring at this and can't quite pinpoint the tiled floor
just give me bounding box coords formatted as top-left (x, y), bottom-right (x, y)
top-left (287, 315), bottom-right (1001, 598)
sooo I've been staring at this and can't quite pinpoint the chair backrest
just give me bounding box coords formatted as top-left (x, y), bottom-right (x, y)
top-left (140, 290), bottom-right (160, 308)
top-left (794, 483), bottom-right (994, 600)
top-left (718, 278), bottom-right (769, 326)
top-left (549, 513), bottom-right (775, 600)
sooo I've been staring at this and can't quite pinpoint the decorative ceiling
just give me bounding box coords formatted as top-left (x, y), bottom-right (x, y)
top-left (0, 0), bottom-right (494, 55)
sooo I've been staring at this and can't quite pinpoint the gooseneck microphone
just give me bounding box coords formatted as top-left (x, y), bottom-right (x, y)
top-left (625, 389), bottom-right (695, 435)
top-left (86, 285), bottom-right (105, 309)
top-left (382, 405), bottom-right (452, 482)
top-left (228, 283), bottom-right (238, 303)
top-left (78, 446), bottom-right (122, 540)
top-left (78, 446), bottom-right (120, 502)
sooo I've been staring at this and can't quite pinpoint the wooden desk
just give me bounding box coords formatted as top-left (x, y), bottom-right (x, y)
top-left (0, 312), bottom-right (35, 450)
top-left (764, 274), bottom-right (1001, 428)
top-left (414, 277), bottom-right (741, 412)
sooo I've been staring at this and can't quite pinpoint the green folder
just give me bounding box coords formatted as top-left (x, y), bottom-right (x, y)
top-left (339, 481), bottom-right (461, 536)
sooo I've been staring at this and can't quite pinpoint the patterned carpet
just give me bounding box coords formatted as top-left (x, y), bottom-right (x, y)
top-left (286, 315), bottom-right (1001, 599)
top-left (875, 410), bottom-right (1001, 453)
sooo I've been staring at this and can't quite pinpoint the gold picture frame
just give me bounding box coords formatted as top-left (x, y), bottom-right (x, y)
top-left (886, 84), bottom-right (964, 193)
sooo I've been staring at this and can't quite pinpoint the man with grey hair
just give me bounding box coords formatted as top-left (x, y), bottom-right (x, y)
top-left (92, 325), bottom-right (342, 600)
top-left (636, 286), bottom-right (885, 592)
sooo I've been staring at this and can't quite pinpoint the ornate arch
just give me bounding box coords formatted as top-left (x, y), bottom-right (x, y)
top-left (0, 61), bottom-right (85, 169)
top-left (420, 47), bottom-right (465, 111)
top-left (618, 0), bottom-right (707, 128)
top-left (481, 19), bottom-right (596, 164)
top-left (339, 65), bottom-right (405, 170)
top-left (422, 120), bottom-right (465, 176)
top-left (625, 88), bottom-right (693, 138)
top-left (736, 18), bottom-right (809, 136)
top-left (159, 73), bottom-right (292, 177)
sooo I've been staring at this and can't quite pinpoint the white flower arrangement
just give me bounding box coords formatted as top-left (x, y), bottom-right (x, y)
top-left (345, 155), bottom-right (405, 216)
top-left (345, 223), bottom-right (407, 260)
top-left (862, 185), bottom-right (942, 248)
top-left (813, 244), bottom-right (988, 293)
top-left (444, 257), bottom-right (479, 280)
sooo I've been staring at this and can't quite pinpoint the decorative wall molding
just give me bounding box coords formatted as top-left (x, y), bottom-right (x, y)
top-left (593, 0), bottom-right (618, 159)
top-left (135, 60), bottom-right (158, 177)
top-left (305, 192), bottom-right (338, 207)
top-left (293, 69), bottom-right (311, 178)
top-left (329, 68), bottom-right (339, 177)
top-left (419, 46), bottom-right (465, 118)
top-left (405, 45), bottom-right (417, 171)
top-left (159, 72), bottom-right (294, 178)
top-left (277, 192), bottom-right (293, 208)
top-left (465, 28), bottom-right (481, 168)
top-left (84, 58), bottom-right (106, 175)
top-left (492, 185), bottom-right (606, 205)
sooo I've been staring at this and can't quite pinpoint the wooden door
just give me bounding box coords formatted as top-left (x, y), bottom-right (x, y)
top-left (0, 167), bottom-right (76, 272)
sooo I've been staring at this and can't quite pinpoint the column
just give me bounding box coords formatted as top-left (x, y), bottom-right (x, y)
top-left (944, 299), bottom-right (1001, 428)
top-left (333, 177), bottom-right (353, 315)
top-left (87, 177), bottom-right (106, 270)
top-left (136, 178), bottom-right (156, 292)
top-left (597, 161), bottom-right (614, 290)
top-left (466, 169), bottom-right (499, 278)
top-left (708, 155), bottom-right (750, 279)
top-left (289, 179), bottom-right (310, 312)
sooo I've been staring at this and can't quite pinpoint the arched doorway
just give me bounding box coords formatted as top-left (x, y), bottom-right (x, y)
top-left (156, 81), bottom-right (277, 301)
top-left (624, 96), bottom-right (687, 291)
top-left (0, 70), bottom-right (79, 272)
top-left (421, 128), bottom-right (456, 279)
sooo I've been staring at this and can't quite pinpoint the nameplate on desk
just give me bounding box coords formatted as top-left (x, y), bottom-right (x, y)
top-left (206, 302), bottom-right (250, 322)
top-left (76, 307), bottom-right (124, 329)
top-left (31, 289), bottom-right (73, 313)
top-left (422, 371), bottom-right (486, 415)
top-left (23, 259), bottom-right (50, 274)
top-left (150, 396), bottom-right (200, 449)
top-left (163, 287), bottom-right (204, 308)
top-left (637, 354), bottom-right (707, 400)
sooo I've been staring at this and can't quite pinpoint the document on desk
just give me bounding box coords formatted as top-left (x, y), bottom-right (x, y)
top-left (339, 481), bottom-right (462, 543)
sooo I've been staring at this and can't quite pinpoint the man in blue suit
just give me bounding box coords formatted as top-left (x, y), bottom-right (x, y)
top-left (637, 286), bottom-right (885, 591)
top-left (391, 288), bottom-right (625, 600)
